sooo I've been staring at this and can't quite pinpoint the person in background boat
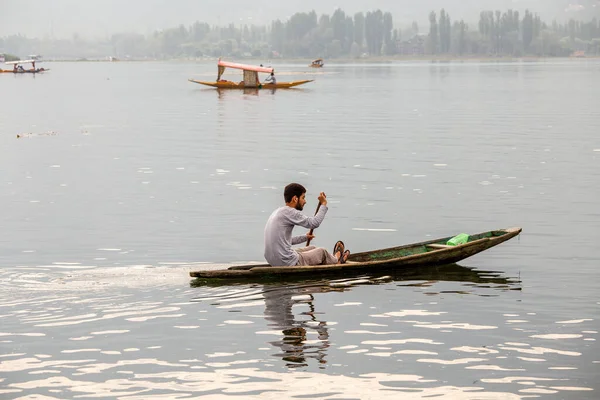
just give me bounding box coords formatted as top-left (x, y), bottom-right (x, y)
top-left (264, 183), bottom-right (349, 267)
top-left (264, 72), bottom-right (276, 85)
top-left (13, 64), bottom-right (18, 72)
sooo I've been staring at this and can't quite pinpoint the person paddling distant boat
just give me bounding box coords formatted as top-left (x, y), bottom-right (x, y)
top-left (264, 183), bottom-right (350, 267)
top-left (264, 71), bottom-right (276, 85)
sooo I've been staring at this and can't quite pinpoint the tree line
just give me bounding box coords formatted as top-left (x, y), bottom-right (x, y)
top-left (1, 8), bottom-right (599, 59)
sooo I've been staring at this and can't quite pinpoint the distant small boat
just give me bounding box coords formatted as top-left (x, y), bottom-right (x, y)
top-left (190, 227), bottom-right (522, 279)
top-left (1, 59), bottom-right (48, 74)
top-left (309, 58), bottom-right (324, 68)
top-left (188, 59), bottom-right (313, 89)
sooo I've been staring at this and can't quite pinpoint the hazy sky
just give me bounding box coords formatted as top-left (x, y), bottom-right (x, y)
top-left (0, 0), bottom-right (595, 39)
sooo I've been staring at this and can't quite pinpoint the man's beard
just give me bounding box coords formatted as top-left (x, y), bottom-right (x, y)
top-left (295, 203), bottom-right (304, 211)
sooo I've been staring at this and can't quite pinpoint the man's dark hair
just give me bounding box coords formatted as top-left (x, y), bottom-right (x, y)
top-left (284, 183), bottom-right (306, 203)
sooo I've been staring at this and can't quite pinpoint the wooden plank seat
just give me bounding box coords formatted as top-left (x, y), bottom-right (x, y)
top-left (427, 244), bottom-right (454, 249)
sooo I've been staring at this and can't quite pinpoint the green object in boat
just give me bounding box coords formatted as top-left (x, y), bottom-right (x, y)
top-left (447, 233), bottom-right (470, 246)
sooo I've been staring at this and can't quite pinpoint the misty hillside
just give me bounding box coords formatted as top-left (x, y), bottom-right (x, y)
top-left (1, 0), bottom-right (598, 38)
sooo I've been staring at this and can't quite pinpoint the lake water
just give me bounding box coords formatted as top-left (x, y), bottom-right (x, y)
top-left (1, 60), bottom-right (599, 399)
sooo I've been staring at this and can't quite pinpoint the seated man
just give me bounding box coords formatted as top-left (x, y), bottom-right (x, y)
top-left (264, 183), bottom-right (349, 267)
top-left (264, 72), bottom-right (276, 85)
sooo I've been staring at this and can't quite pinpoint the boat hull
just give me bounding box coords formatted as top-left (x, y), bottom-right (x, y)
top-left (188, 79), bottom-right (313, 89)
top-left (190, 227), bottom-right (522, 279)
top-left (0, 69), bottom-right (48, 74)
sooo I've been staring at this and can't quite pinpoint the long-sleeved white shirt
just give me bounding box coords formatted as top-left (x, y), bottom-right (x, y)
top-left (264, 205), bottom-right (328, 266)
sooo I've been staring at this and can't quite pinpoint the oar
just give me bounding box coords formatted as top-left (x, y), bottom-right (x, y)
top-left (306, 202), bottom-right (321, 246)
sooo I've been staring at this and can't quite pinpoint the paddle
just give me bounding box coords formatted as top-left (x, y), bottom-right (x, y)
top-left (306, 202), bottom-right (322, 246)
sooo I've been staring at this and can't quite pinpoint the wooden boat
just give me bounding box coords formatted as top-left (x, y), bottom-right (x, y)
top-left (1, 59), bottom-right (48, 74)
top-left (189, 79), bottom-right (313, 89)
top-left (0, 68), bottom-right (48, 73)
top-left (190, 227), bottom-right (522, 279)
top-left (188, 59), bottom-right (312, 89)
top-left (309, 58), bottom-right (324, 68)
top-left (191, 262), bottom-right (520, 288)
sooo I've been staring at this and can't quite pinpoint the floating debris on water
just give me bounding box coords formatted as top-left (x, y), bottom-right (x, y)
top-left (16, 131), bottom-right (61, 138)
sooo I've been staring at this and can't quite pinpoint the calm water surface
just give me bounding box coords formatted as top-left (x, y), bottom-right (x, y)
top-left (0, 60), bottom-right (599, 398)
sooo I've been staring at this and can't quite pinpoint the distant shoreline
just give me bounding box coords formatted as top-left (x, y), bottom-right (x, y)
top-left (311, 55), bottom-right (599, 63)
top-left (46, 55), bottom-right (598, 63)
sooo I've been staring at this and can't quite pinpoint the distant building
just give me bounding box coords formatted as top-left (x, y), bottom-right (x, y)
top-left (396, 35), bottom-right (426, 56)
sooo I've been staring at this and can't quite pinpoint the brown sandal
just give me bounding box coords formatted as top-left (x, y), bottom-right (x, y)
top-left (333, 240), bottom-right (344, 257)
top-left (341, 249), bottom-right (350, 264)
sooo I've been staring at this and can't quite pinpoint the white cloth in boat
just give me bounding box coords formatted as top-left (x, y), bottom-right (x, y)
top-left (264, 205), bottom-right (328, 266)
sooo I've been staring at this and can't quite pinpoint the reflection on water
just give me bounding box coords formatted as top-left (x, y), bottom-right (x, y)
top-left (264, 290), bottom-right (329, 368)
top-left (215, 86), bottom-right (298, 98)
top-left (190, 263), bottom-right (520, 369)
top-left (216, 87), bottom-right (262, 98)
top-left (0, 262), bottom-right (597, 398)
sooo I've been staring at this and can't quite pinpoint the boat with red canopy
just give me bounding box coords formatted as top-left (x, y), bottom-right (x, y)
top-left (188, 59), bottom-right (312, 89)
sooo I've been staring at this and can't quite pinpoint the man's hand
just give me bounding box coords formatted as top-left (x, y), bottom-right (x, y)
top-left (318, 192), bottom-right (327, 206)
top-left (306, 233), bottom-right (315, 242)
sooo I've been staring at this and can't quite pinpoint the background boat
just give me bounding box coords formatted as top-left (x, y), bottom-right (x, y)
top-left (189, 59), bottom-right (312, 89)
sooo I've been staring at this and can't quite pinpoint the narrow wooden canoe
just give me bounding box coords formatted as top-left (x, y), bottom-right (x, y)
top-left (190, 262), bottom-right (520, 288)
top-left (188, 79), bottom-right (313, 89)
top-left (190, 227), bottom-right (522, 279)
